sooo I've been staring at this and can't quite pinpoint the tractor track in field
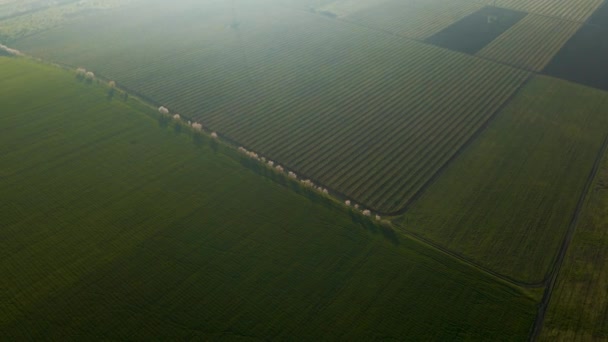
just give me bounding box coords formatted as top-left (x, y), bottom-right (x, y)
top-left (529, 132), bottom-right (608, 341)
top-left (402, 228), bottom-right (546, 288)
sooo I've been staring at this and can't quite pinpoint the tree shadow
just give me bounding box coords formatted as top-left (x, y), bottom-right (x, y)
top-left (192, 132), bottom-right (206, 148)
top-left (106, 88), bottom-right (115, 101)
top-left (173, 123), bottom-right (183, 135)
top-left (158, 115), bottom-right (170, 128)
top-left (348, 210), bottom-right (399, 245)
top-left (210, 139), bottom-right (219, 153)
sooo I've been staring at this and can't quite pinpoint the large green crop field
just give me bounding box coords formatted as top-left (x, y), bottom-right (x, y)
top-left (0, 57), bottom-right (538, 339)
top-left (397, 76), bottom-right (608, 284)
top-left (7, 0), bottom-right (530, 213)
top-left (540, 150), bottom-right (608, 341)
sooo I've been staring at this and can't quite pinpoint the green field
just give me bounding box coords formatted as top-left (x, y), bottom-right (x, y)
top-left (4, 0), bottom-right (608, 339)
top-left (540, 149), bottom-right (608, 340)
top-left (397, 76), bottom-right (608, 284)
top-left (0, 57), bottom-right (538, 339)
top-left (7, 0), bottom-right (529, 213)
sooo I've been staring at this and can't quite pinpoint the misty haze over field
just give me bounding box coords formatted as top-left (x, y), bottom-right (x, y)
top-left (1, 0), bottom-right (608, 340)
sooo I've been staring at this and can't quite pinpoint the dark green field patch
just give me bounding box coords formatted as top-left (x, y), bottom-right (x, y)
top-left (397, 76), bottom-right (608, 284)
top-left (540, 138), bottom-right (608, 340)
top-left (543, 7), bottom-right (608, 91)
top-left (587, 0), bottom-right (608, 28)
top-left (426, 6), bottom-right (527, 54)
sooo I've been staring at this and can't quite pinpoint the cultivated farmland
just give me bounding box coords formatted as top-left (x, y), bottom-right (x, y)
top-left (334, 0), bottom-right (484, 40)
top-left (478, 14), bottom-right (581, 71)
top-left (9, 1), bottom-right (530, 213)
top-left (425, 6), bottom-right (527, 54)
top-left (0, 0), bottom-right (132, 43)
top-left (0, 57), bottom-right (538, 340)
top-left (397, 76), bottom-right (608, 284)
top-left (495, 0), bottom-right (603, 22)
top-left (540, 149), bottom-right (608, 341)
top-left (543, 16), bottom-right (608, 92)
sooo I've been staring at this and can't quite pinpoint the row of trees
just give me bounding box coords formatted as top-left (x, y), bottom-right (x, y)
top-left (157, 105), bottom-right (218, 139)
top-left (0, 44), bottom-right (22, 56)
top-left (77, 68), bottom-right (386, 224)
top-left (69, 67), bottom-right (388, 223)
top-left (238, 146), bottom-right (382, 221)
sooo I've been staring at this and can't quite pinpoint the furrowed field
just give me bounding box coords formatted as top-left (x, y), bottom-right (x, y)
top-left (466, 0), bottom-right (603, 21)
top-left (493, 0), bottom-right (603, 21)
top-left (326, 0), bottom-right (484, 40)
top-left (540, 150), bottom-right (608, 340)
top-left (8, 0), bottom-right (529, 213)
top-left (0, 57), bottom-right (538, 339)
top-left (477, 14), bottom-right (581, 71)
top-left (397, 77), bottom-right (608, 284)
top-left (5, 0), bottom-right (608, 339)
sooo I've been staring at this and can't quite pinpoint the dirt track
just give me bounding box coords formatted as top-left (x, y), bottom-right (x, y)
top-left (529, 133), bottom-right (608, 340)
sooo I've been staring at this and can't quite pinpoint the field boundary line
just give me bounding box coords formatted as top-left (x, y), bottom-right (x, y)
top-left (381, 73), bottom-right (533, 216)
top-left (399, 227), bottom-right (545, 288)
top-left (529, 131), bottom-right (608, 341)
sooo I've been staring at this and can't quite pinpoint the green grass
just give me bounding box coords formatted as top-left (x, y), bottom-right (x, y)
top-left (0, 57), bottom-right (538, 340)
top-left (396, 76), bottom-right (608, 284)
top-left (8, 0), bottom-right (529, 213)
top-left (540, 148), bottom-right (608, 340)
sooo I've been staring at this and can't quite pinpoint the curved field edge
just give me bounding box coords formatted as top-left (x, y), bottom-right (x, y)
top-left (8, 0), bottom-right (528, 214)
top-left (539, 137), bottom-right (608, 340)
top-left (0, 57), bottom-right (537, 340)
top-left (395, 76), bottom-right (608, 285)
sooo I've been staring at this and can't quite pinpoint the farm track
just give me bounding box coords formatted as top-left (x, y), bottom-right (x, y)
top-left (529, 132), bottom-right (608, 341)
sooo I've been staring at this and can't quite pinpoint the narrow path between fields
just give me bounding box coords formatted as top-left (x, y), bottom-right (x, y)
top-left (528, 134), bottom-right (608, 341)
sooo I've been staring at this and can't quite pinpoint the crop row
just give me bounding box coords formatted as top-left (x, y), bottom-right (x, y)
top-left (14, 5), bottom-right (529, 213)
top-left (496, 0), bottom-right (603, 22)
top-left (345, 0), bottom-right (483, 40)
top-left (478, 14), bottom-right (582, 71)
top-left (96, 11), bottom-right (528, 213)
